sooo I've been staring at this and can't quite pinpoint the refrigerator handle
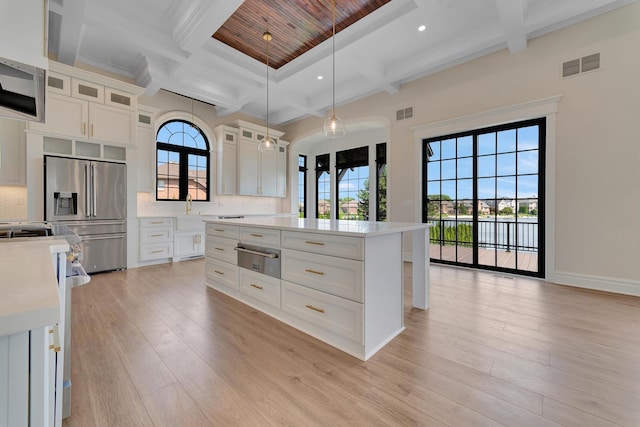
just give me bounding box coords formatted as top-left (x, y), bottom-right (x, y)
top-left (92, 163), bottom-right (97, 217)
top-left (84, 164), bottom-right (91, 217)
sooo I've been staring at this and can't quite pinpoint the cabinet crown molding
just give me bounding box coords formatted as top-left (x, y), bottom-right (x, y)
top-left (49, 61), bottom-right (144, 96)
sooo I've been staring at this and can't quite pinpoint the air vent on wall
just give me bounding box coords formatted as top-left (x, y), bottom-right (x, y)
top-left (562, 53), bottom-right (600, 78)
top-left (396, 106), bottom-right (413, 121)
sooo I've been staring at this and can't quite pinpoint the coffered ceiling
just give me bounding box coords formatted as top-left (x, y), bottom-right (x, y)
top-left (47, 0), bottom-right (637, 126)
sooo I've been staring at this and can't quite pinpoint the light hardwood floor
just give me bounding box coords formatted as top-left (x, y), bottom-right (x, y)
top-left (63, 259), bottom-right (640, 426)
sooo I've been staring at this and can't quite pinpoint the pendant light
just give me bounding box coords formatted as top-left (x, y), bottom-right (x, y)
top-left (323, 0), bottom-right (345, 138)
top-left (258, 27), bottom-right (276, 152)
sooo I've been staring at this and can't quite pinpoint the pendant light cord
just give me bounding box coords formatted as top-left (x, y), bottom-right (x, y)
top-left (331, 0), bottom-right (336, 118)
top-left (264, 26), bottom-right (271, 141)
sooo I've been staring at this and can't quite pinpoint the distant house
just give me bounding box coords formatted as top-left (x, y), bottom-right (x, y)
top-left (497, 198), bottom-right (516, 212)
top-left (156, 162), bottom-right (207, 199)
top-left (340, 200), bottom-right (359, 215)
top-left (440, 200), bottom-right (454, 215)
top-left (317, 199), bottom-right (331, 215)
top-left (478, 200), bottom-right (491, 215)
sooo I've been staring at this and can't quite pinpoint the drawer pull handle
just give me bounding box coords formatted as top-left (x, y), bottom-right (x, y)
top-left (305, 269), bottom-right (325, 275)
top-left (214, 270), bottom-right (224, 275)
top-left (305, 304), bottom-right (325, 314)
top-left (151, 233), bottom-right (164, 237)
top-left (250, 284), bottom-right (263, 290)
top-left (215, 247), bottom-right (225, 251)
top-left (214, 229), bottom-right (225, 232)
top-left (150, 250), bottom-right (164, 254)
top-left (250, 233), bottom-right (264, 237)
top-left (305, 240), bottom-right (325, 246)
top-left (151, 221), bottom-right (165, 224)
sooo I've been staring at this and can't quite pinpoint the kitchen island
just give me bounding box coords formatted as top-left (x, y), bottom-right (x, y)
top-left (204, 217), bottom-right (429, 360)
top-left (0, 238), bottom-right (68, 427)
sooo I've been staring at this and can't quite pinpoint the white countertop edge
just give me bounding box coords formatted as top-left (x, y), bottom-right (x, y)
top-left (0, 239), bottom-right (68, 337)
top-left (203, 218), bottom-right (429, 237)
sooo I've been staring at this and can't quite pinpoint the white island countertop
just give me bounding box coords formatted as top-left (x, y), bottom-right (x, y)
top-left (204, 217), bottom-right (429, 237)
top-left (0, 238), bottom-right (68, 336)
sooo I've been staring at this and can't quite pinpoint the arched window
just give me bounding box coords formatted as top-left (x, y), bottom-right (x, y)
top-left (156, 120), bottom-right (210, 201)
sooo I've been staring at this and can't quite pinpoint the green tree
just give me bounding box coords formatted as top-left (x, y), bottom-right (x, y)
top-left (457, 204), bottom-right (468, 215)
top-left (357, 179), bottom-right (370, 220)
top-left (518, 206), bottom-right (528, 215)
top-left (500, 206), bottom-right (513, 215)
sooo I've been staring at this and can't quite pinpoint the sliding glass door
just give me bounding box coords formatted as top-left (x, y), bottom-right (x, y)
top-left (423, 118), bottom-right (545, 277)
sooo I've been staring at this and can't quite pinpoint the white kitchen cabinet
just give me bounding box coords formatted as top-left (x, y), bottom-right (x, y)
top-left (0, 117), bottom-right (26, 186)
top-left (0, 0), bottom-right (47, 69)
top-left (236, 137), bottom-right (260, 196)
top-left (174, 231), bottom-right (205, 259)
top-left (236, 137), bottom-right (288, 197)
top-left (30, 94), bottom-right (87, 139)
top-left (139, 218), bottom-right (174, 262)
top-left (205, 224), bottom-right (239, 292)
top-left (232, 120), bottom-right (287, 197)
top-left (214, 125), bottom-right (237, 195)
top-left (28, 63), bottom-right (140, 147)
top-left (136, 107), bottom-right (158, 192)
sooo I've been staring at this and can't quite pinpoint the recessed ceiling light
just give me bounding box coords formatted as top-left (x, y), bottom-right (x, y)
top-left (317, 75), bottom-right (323, 80)
top-left (418, 25), bottom-right (426, 32)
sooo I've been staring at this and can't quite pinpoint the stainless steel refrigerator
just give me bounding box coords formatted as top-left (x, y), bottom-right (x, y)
top-left (44, 155), bottom-right (127, 273)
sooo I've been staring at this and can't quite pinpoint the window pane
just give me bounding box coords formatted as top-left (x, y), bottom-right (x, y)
top-left (337, 165), bottom-right (368, 220)
top-left (457, 136), bottom-right (473, 157)
top-left (518, 126), bottom-right (539, 150)
top-left (427, 160), bottom-right (441, 181)
top-left (478, 133), bottom-right (495, 155)
top-left (427, 141), bottom-right (440, 161)
top-left (441, 159), bottom-right (456, 179)
top-left (478, 178), bottom-right (495, 199)
top-left (518, 150), bottom-right (538, 175)
top-left (497, 153), bottom-right (516, 176)
top-left (518, 175), bottom-right (538, 198)
top-left (477, 155), bottom-right (495, 177)
top-left (441, 181), bottom-right (456, 201)
top-left (497, 129), bottom-right (516, 153)
top-left (457, 179), bottom-right (472, 200)
top-left (497, 176), bottom-right (515, 199)
top-left (317, 171), bottom-right (330, 219)
top-left (457, 157), bottom-right (472, 179)
top-left (441, 138), bottom-right (456, 159)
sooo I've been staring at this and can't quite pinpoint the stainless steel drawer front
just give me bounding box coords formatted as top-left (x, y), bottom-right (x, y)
top-left (235, 244), bottom-right (281, 279)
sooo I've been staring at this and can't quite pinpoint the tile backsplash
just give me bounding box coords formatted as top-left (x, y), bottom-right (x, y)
top-left (0, 187), bottom-right (27, 220)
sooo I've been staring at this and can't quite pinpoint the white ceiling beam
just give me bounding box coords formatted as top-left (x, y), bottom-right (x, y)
top-left (173, 0), bottom-right (244, 53)
top-left (353, 56), bottom-right (400, 94)
top-left (84, 4), bottom-right (188, 63)
top-left (494, 0), bottom-right (528, 53)
top-left (57, 0), bottom-right (88, 64)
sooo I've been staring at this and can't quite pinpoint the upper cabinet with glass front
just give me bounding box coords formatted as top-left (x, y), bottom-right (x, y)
top-left (29, 62), bottom-right (144, 147)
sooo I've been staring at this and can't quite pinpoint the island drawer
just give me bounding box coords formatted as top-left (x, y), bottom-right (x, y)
top-left (206, 223), bottom-right (239, 239)
top-left (281, 249), bottom-right (364, 303)
top-left (281, 281), bottom-right (363, 344)
top-left (281, 231), bottom-right (363, 260)
top-left (239, 227), bottom-right (280, 247)
top-left (239, 268), bottom-right (281, 309)
top-left (206, 258), bottom-right (238, 291)
top-left (205, 236), bottom-right (238, 264)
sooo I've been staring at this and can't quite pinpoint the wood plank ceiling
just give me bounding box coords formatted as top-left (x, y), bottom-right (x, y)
top-left (213, 0), bottom-right (391, 69)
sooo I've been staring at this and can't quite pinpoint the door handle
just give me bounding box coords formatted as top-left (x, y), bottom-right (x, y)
top-left (92, 163), bottom-right (97, 217)
top-left (85, 164), bottom-right (91, 217)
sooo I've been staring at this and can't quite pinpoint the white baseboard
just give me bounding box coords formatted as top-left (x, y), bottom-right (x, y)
top-left (548, 271), bottom-right (640, 297)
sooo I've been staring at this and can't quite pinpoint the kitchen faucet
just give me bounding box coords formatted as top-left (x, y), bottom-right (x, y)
top-left (186, 193), bottom-right (192, 215)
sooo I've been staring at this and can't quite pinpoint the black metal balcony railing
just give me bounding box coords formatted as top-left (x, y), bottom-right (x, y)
top-left (428, 219), bottom-right (538, 253)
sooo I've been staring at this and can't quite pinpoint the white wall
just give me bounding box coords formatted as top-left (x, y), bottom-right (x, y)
top-left (284, 3), bottom-right (640, 295)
